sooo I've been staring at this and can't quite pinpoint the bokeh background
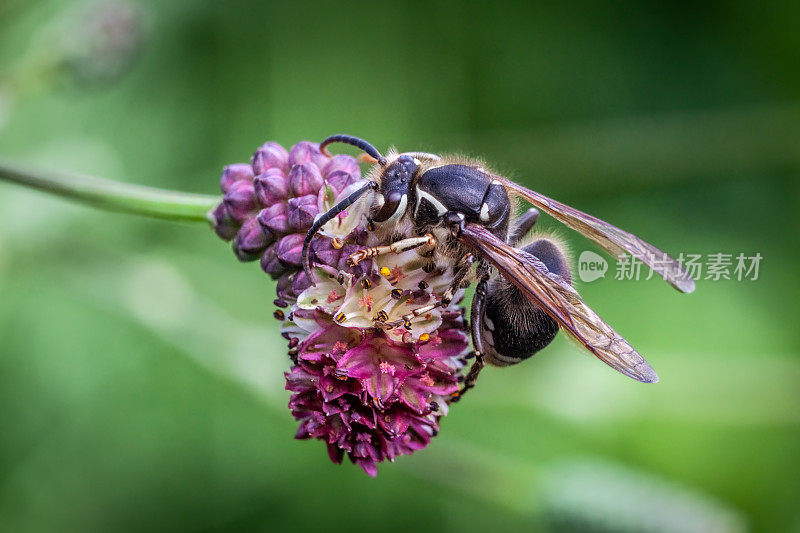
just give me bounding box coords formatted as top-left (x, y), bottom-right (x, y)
top-left (0, 1), bottom-right (798, 531)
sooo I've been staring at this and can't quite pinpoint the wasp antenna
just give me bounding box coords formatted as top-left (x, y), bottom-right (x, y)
top-left (301, 180), bottom-right (379, 283)
top-left (320, 134), bottom-right (387, 166)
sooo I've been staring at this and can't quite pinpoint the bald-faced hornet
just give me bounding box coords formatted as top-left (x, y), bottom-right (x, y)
top-left (301, 134), bottom-right (695, 397)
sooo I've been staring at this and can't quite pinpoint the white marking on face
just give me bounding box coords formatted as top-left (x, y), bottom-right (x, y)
top-left (490, 179), bottom-right (501, 186)
top-left (479, 202), bottom-right (490, 222)
top-left (375, 194), bottom-right (385, 209)
top-left (385, 194), bottom-right (408, 224)
top-left (483, 316), bottom-right (495, 332)
top-left (415, 187), bottom-right (447, 216)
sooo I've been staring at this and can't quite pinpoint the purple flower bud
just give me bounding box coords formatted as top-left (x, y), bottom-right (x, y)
top-left (288, 194), bottom-right (319, 230)
top-left (276, 271), bottom-right (294, 302)
top-left (276, 233), bottom-right (305, 266)
top-left (210, 202), bottom-right (239, 241)
top-left (288, 141), bottom-right (327, 169)
top-left (220, 163), bottom-right (254, 193)
top-left (288, 163), bottom-right (323, 197)
top-left (324, 170), bottom-right (360, 196)
top-left (290, 270), bottom-right (313, 297)
top-left (223, 180), bottom-right (257, 222)
top-left (252, 142), bottom-right (289, 174)
top-left (308, 237), bottom-right (342, 269)
top-left (260, 242), bottom-right (286, 278)
top-left (254, 168), bottom-right (289, 207)
top-left (257, 203), bottom-right (289, 235)
top-left (235, 217), bottom-right (273, 255)
top-left (232, 240), bottom-right (261, 262)
top-left (322, 154), bottom-right (360, 180)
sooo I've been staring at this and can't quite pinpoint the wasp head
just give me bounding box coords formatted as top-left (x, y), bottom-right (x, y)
top-left (373, 154), bottom-right (419, 223)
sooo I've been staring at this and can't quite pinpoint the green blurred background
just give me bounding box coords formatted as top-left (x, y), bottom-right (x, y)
top-left (0, 1), bottom-right (798, 531)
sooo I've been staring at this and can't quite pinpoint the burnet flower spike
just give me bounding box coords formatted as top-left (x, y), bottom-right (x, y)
top-left (210, 140), bottom-right (470, 477)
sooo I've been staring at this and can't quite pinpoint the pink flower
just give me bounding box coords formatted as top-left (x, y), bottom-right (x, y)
top-left (211, 141), bottom-right (470, 476)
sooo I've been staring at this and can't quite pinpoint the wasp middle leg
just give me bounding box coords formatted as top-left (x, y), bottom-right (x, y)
top-left (452, 262), bottom-right (490, 401)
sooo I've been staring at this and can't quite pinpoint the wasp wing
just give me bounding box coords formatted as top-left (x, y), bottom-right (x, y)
top-left (486, 172), bottom-right (694, 293)
top-left (460, 223), bottom-right (659, 383)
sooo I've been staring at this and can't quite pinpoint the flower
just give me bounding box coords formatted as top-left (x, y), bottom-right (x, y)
top-left (211, 140), bottom-right (470, 476)
top-left (59, 1), bottom-right (146, 84)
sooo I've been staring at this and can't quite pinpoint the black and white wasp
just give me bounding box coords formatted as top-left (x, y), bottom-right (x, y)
top-left (301, 135), bottom-right (695, 398)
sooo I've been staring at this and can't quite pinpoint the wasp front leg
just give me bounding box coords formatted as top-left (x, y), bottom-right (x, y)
top-left (347, 234), bottom-right (436, 266)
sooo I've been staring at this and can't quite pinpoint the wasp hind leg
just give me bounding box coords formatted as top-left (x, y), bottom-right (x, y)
top-left (508, 207), bottom-right (540, 246)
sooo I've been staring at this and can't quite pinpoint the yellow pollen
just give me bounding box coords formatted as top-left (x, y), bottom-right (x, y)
top-left (419, 333), bottom-right (430, 342)
top-left (380, 266), bottom-right (391, 277)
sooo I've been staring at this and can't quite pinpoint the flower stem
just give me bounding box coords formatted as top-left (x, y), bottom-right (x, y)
top-left (0, 158), bottom-right (219, 222)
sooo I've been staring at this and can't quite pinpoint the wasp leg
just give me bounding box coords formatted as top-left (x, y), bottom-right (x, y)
top-left (380, 254), bottom-right (476, 329)
top-left (508, 207), bottom-right (540, 246)
top-left (452, 262), bottom-right (490, 402)
top-left (347, 234), bottom-right (436, 266)
top-left (379, 301), bottom-right (442, 330)
top-left (441, 254), bottom-right (475, 305)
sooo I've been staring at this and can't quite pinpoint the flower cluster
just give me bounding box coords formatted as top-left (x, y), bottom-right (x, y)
top-left (211, 141), bottom-right (469, 476)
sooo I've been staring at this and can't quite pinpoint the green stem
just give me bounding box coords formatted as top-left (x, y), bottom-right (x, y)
top-left (0, 158), bottom-right (220, 222)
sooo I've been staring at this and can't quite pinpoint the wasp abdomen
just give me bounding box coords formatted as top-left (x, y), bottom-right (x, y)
top-left (482, 238), bottom-right (571, 367)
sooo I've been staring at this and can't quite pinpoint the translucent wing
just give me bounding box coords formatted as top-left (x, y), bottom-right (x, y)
top-left (486, 171), bottom-right (695, 293)
top-left (460, 224), bottom-right (659, 383)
